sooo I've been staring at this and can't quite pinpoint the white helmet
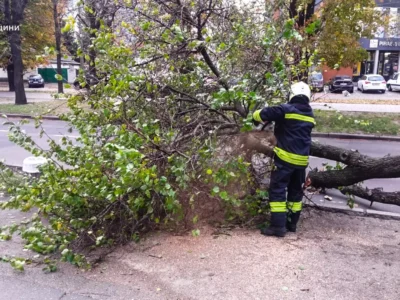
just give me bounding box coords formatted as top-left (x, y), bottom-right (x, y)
top-left (289, 82), bottom-right (311, 102)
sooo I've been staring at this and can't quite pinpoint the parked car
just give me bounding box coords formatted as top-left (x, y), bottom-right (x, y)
top-left (309, 72), bottom-right (324, 92)
top-left (28, 74), bottom-right (45, 88)
top-left (328, 75), bottom-right (354, 93)
top-left (387, 73), bottom-right (400, 92)
top-left (357, 74), bottom-right (386, 93)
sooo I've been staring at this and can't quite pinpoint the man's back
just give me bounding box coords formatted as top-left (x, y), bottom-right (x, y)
top-left (274, 102), bottom-right (314, 168)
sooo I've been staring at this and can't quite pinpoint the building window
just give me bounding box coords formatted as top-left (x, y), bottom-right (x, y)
top-left (378, 52), bottom-right (399, 77)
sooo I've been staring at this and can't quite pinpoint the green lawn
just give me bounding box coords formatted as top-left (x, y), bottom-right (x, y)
top-left (0, 101), bottom-right (70, 116)
top-left (0, 102), bottom-right (398, 136)
top-left (314, 110), bottom-right (400, 136)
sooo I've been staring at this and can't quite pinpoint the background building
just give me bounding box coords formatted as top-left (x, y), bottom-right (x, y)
top-left (0, 58), bottom-right (80, 84)
top-left (315, 0), bottom-right (400, 82)
top-left (357, 0), bottom-right (400, 80)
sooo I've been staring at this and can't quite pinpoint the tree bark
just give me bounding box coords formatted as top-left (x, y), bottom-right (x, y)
top-left (52, 0), bottom-right (64, 94)
top-left (236, 131), bottom-right (400, 206)
top-left (9, 31), bottom-right (26, 105)
top-left (308, 142), bottom-right (400, 188)
top-left (340, 186), bottom-right (400, 206)
top-left (4, 0), bottom-right (28, 105)
top-left (86, 2), bottom-right (98, 85)
top-left (6, 62), bottom-right (15, 92)
top-left (309, 142), bottom-right (373, 166)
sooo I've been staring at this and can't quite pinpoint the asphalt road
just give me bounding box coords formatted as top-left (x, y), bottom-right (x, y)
top-left (0, 119), bottom-right (399, 213)
top-left (311, 102), bottom-right (400, 113)
top-left (0, 119), bottom-right (74, 166)
top-left (312, 88), bottom-right (400, 101)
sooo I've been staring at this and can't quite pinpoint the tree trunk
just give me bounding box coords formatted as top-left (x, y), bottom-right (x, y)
top-left (6, 62), bottom-right (15, 92)
top-left (288, 0), bottom-right (315, 28)
top-left (340, 186), bottom-right (400, 206)
top-left (237, 131), bottom-right (400, 206)
top-left (86, 3), bottom-right (98, 85)
top-left (77, 4), bottom-right (85, 70)
top-left (4, 0), bottom-right (28, 105)
top-left (52, 0), bottom-right (64, 94)
top-left (9, 30), bottom-right (27, 105)
top-left (308, 143), bottom-right (400, 188)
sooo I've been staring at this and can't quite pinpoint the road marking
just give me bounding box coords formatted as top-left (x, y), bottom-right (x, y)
top-left (53, 135), bottom-right (79, 138)
top-left (0, 130), bottom-right (79, 139)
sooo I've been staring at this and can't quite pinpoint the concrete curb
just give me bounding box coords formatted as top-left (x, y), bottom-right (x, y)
top-left (1, 113), bottom-right (60, 120)
top-left (304, 202), bottom-right (400, 221)
top-left (312, 132), bottom-right (400, 142)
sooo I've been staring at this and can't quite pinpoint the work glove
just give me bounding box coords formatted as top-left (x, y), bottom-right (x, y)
top-left (252, 110), bottom-right (263, 127)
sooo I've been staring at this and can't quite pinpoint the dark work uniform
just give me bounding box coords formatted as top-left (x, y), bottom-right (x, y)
top-left (256, 96), bottom-right (315, 230)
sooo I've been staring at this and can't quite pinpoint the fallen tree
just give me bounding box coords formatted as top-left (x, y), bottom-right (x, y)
top-left (0, 0), bottom-right (396, 271)
top-left (308, 143), bottom-right (400, 187)
top-left (308, 144), bottom-right (400, 205)
top-left (237, 132), bottom-right (400, 205)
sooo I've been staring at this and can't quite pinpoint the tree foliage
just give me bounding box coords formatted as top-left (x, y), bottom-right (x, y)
top-left (0, 0), bottom-right (55, 69)
top-left (273, 0), bottom-right (385, 69)
top-left (0, 0), bottom-right (391, 270)
top-left (314, 0), bottom-right (385, 68)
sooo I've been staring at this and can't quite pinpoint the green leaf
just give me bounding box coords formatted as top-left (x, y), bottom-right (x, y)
top-left (141, 22), bottom-right (151, 31)
top-left (10, 258), bottom-right (25, 271)
top-left (54, 74), bottom-right (63, 81)
top-left (212, 186), bottom-right (220, 194)
top-left (219, 191), bottom-right (228, 200)
top-left (191, 229), bottom-right (200, 237)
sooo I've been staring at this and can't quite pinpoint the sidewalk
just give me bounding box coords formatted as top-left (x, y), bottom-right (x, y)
top-left (311, 102), bottom-right (400, 113)
top-left (0, 82), bottom-right (77, 94)
top-left (0, 201), bottom-right (399, 300)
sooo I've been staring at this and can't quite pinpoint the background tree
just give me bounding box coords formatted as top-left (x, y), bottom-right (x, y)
top-left (0, 0), bottom-right (54, 99)
top-left (276, 0), bottom-right (385, 75)
top-left (62, 19), bottom-right (79, 60)
top-left (313, 0), bottom-right (385, 68)
top-left (2, 0), bottom-right (29, 104)
top-left (52, 0), bottom-right (70, 93)
top-left (76, 0), bottom-right (120, 85)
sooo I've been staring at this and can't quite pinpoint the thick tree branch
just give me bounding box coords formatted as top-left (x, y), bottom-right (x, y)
top-left (340, 186), bottom-right (400, 206)
top-left (308, 156), bottom-right (400, 188)
top-left (310, 142), bottom-right (375, 166)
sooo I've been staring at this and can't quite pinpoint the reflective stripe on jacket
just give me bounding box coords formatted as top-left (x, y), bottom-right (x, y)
top-left (258, 99), bottom-right (315, 169)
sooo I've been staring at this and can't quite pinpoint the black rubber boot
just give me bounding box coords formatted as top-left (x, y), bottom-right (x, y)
top-left (286, 211), bottom-right (301, 233)
top-left (261, 226), bottom-right (286, 237)
top-left (261, 212), bottom-right (286, 238)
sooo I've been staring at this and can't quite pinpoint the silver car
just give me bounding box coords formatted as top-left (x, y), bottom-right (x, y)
top-left (310, 72), bottom-right (324, 92)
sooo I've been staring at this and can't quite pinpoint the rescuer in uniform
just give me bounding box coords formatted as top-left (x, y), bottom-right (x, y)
top-left (253, 82), bottom-right (315, 237)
